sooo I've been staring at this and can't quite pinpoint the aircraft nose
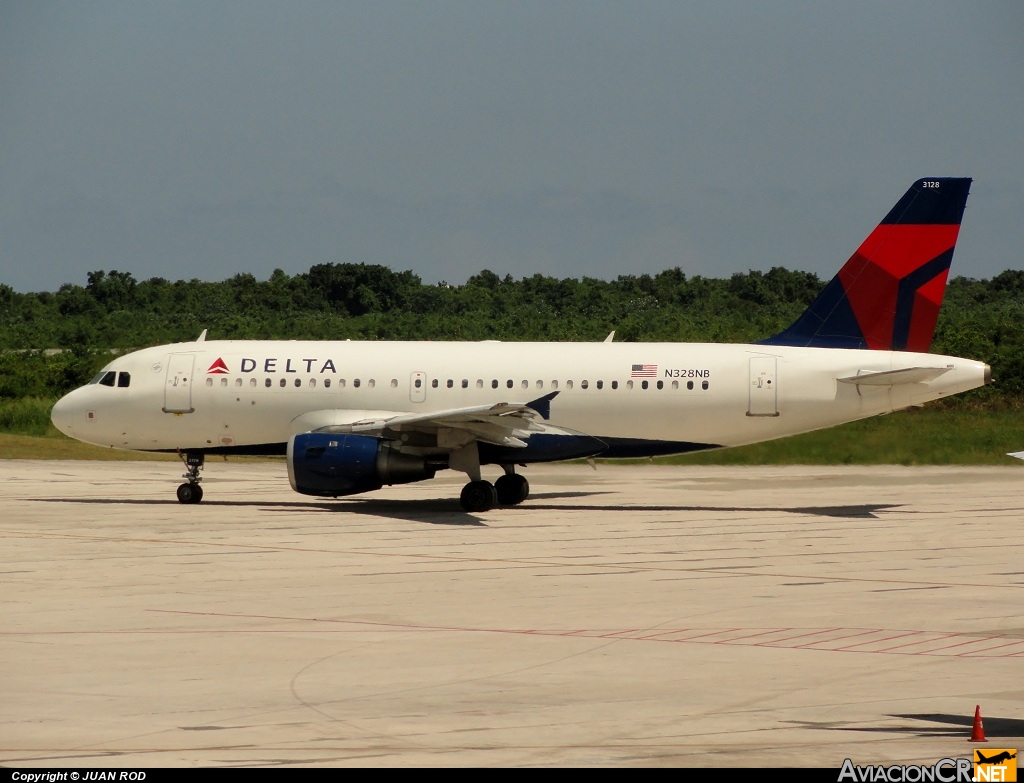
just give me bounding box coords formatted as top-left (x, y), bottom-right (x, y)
top-left (51, 394), bottom-right (77, 437)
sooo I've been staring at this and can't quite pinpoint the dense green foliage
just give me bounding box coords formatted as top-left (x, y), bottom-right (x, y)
top-left (2, 264), bottom-right (1024, 404)
top-left (0, 398), bottom-right (57, 437)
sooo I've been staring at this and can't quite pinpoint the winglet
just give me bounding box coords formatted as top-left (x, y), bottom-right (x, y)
top-left (526, 391), bottom-right (560, 420)
top-left (762, 178), bottom-right (972, 351)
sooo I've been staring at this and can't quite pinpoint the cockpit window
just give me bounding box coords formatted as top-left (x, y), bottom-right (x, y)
top-left (117, 372), bottom-right (131, 388)
top-left (92, 371), bottom-right (117, 387)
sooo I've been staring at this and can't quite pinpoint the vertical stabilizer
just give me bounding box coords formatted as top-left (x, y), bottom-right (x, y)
top-left (763, 178), bottom-right (971, 351)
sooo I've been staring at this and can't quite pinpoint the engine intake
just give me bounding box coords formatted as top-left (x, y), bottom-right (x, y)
top-left (288, 432), bottom-right (436, 497)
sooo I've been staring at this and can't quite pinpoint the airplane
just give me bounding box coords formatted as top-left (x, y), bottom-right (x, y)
top-left (976, 751), bottom-right (1016, 765)
top-left (50, 178), bottom-right (990, 512)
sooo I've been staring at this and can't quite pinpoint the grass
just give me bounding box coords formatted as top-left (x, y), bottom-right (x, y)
top-left (648, 407), bottom-right (1024, 466)
top-left (3, 401), bottom-right (1023, 465)
top-left (0, 432), bottom-right (181, 460)
top-left (0, 397), bottom-right (58, 437)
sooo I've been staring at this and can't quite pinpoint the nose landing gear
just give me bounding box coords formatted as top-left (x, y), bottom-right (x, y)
top-left (176, 451), bottom-right (205, 504)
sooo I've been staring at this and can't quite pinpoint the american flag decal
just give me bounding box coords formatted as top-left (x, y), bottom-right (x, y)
top-left (631, 364), bottom-right (657, 377)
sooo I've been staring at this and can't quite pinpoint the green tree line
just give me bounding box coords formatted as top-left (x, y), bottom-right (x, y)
top-left (2, 264), bottom-right (1024, 403)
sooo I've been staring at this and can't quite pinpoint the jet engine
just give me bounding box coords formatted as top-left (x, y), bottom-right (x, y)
top-left (287, 432), bottom-right (436, 497)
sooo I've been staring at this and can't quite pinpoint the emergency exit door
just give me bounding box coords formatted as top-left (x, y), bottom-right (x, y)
top-left (410, 371), bottom-right (427, 403)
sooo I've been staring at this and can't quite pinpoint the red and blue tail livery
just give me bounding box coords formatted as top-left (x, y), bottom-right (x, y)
top-left (764, 177), bottom-right (972, 351)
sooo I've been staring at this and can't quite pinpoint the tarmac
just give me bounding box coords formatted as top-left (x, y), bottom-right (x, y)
top-left (2, 458), bottom-right (1024, 768)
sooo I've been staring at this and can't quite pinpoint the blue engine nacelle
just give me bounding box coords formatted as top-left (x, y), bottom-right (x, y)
top-left (287, 432), bottom-right (436, 497)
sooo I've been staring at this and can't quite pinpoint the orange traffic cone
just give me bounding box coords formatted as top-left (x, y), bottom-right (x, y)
top-left (970, 705), bottom-right (987, 742)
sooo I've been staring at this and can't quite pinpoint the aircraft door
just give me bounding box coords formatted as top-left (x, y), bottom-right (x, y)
top-left (410, 371), bottom-right (427, 403)
top-left (747, 356), bottom-right (779, 417)
top-left (163, 354), bottom-right (196, 413)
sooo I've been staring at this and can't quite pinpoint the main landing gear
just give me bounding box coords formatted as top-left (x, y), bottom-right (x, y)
top-left (176, 451), bottom-right (204, 504)
top-left (459, 467), bottom-right (529, 513)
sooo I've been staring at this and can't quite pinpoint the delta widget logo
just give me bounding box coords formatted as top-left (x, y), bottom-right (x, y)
top-left (207, 358), bottom-right (229, 374)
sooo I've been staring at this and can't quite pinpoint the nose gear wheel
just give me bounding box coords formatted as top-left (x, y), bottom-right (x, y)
top-left (176, 451), bottom-right (205, 504)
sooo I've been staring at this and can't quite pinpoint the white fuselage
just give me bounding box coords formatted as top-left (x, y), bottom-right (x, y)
top-left (51, 339), bottom-right (989, 456)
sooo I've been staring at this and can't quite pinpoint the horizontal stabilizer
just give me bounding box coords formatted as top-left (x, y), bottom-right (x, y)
top-left (1007, 452), bottom-right (1024, 461)
top-left (837, 367), bottom-right (951, 386)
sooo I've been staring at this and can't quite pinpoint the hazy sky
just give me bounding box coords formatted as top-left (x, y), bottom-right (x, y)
top-left (2, 1), bottom-right (1022, 293)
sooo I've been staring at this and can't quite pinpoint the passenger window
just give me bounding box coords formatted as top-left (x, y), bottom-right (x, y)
top-left (367, 379), bottom-right (375, 388)
top-left (491, 380), bottom-right (498, 389)
top-left (235, 378), bottom-right (242, 387)
top-left (265, 378), bottom-right (272, 388)
top-left (447, 379), bottom-right (454, 388)
top-left (294, 378), bottom-right (301, 387)
top-left (323, 379), bottom-right (331, 388)
top-left (536, 380), bottom-right (543, 389)
top-left (310, 378), bottom-right (317, 388)
top-left (642, 381), bottom-right (649, 390)
top-left (657, 380), bottom-right (663, 390)
top-left (339, 379), bottom-right (346, 388)
top-left (506, 379), bottom-right (513, 389)
top-left (391, 379), bottom-right (398, 388)
top-left (566, 380), bottom-right (574, 389)
top-left (279, 378), bottom-right (286, 387)
top-left (702, 380), bottom-right (709, 390)
top-left (476, 379), bottom-right (483, 388)
top-left (117, 372), bottom-right (131, 388)
top-left (581, 380), bottom-right (589, 389)
top-left (672, 380), bottom-right (679, 390)
top-left (249, 378), bottom-right (256, 388)
top-left (206, 378), bottom-right (213, 387)
top-left (626, 380), bottom-right (634, 390)
top-left (596, 381), bottom-right (603, 390)
top-left (432, 379), bottom-right (438, 388)
top-left (551, 380), bottom-right (558, 389)
top-left (611, 381), bottom-right (618, 390)
top-left (462, 379), bottom-right (469, 388)
top-left (220, 378), bottom-right (228, 387)
top-left (415, 379), bottom-right (422, 388)
top-left (353, 379), bottom-right (361, 388)
top-left (687, 380), bottom-right (694, 390)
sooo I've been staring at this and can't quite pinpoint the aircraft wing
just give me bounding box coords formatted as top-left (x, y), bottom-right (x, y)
top-left (300, 392), bottom-right (560, 449)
